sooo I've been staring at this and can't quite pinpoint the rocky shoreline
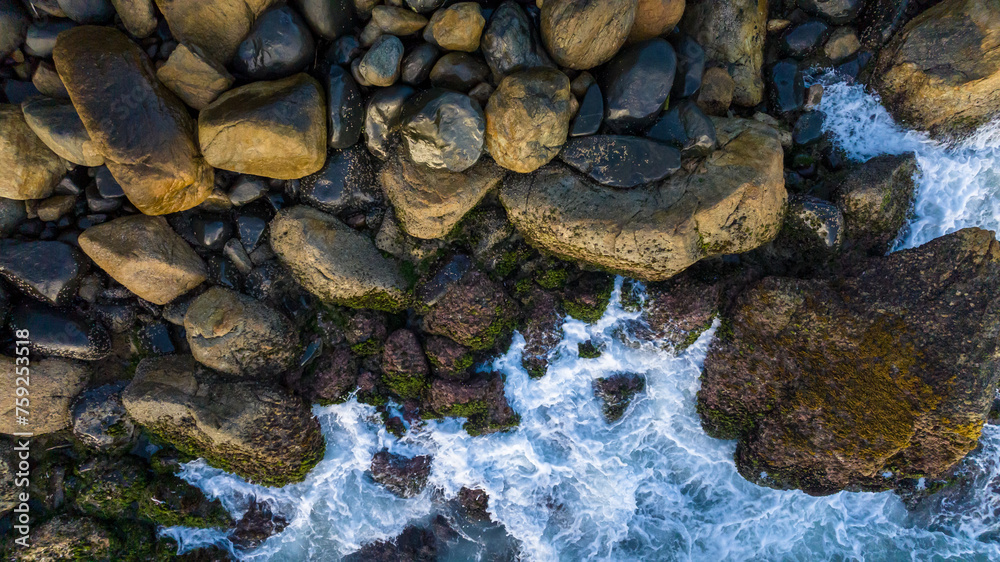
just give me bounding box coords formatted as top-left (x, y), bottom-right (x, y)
top-left (1, 0), bottom-right (999, 559)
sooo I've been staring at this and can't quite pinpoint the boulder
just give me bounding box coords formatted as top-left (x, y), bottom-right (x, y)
top-left (699, 228), bottom-right (1000, 495)
top-left (481, 1), bottom-right (552, 81)
top-left (593, 373), bottom-right (645, 422)
top-left (156, 43), bottom-right (235, 111)
top-left (110, 0), bottom-right (157, 37)
top-left (122, 355), bottom-right (325, 486)
top-left (400, 89), bottom-right (485, 172)
top-left (0, 240), bottom-right (86, 305)
top-left (629, 0), bottom-right (686, 43)
top-left (599, 38), bottom-right (677, 134)
top-left (153, 0), bottom-right (278, 63)
top-left (232, 5), bottom-right (316, 81)
top-left (428, 372), bottom-right (519, 435)
top-left (370, 450), bottom-right (431, 498)
top-left (835, 153), bottom-right (917, 255)
top-left (558, 135), bottom-right (680, 188)
top-left (540, 0), bottom-right (637, 70)
top-left (78, 215), bottom-right (208, 305)
top-left (484, 67), bottom-right (573, 173)
top-left (680, 0), bottom-right (768, 106)
top-left (20, 97), bottom-right (103, 167)
top-left (867, 0), bottom-right (1000, 137)
top-left (380, 150), bottom-right (503, 239)
top-left (0, 356), bottom-right (89, 435)
top-left (422, 270), bottom-right (517, 350)
top-left (0, 104), bottom-right (66, 201)
top-left (184, 287), bottom-right (300, 377)
top-left (423, 2), bottom-right (485, 52)
top-left (199, 73), bottom-right (327, 179)
top-left (270, 205), bottom-right (411, 310)
top-left (54, 26), bottom-right (214, 215)
top-left (501, 118), bottom-right (786, 281)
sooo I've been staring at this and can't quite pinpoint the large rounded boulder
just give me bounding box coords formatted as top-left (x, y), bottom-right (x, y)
top-left (540, 0), bottom-right (637, 70)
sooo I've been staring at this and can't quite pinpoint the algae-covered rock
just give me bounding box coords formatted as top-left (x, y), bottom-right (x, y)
top-left (422, 270), bottom-right (518, 350)
top-left (835, 153), bottom-right (917, 255)
top-left (698, 228), bottom-right (1000, 495)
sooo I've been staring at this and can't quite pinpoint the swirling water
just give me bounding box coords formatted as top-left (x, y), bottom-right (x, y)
top-left (164, 78), bottom-right (1000, 560)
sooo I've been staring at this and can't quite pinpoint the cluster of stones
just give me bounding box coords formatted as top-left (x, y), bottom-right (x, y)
top-left (1, 0), bottom-right (999, 557)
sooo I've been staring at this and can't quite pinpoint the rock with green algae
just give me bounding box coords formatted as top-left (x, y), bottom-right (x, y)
top-left (421, 270), bottom-right (518, 351)
top-left (834, 152), bottom-right (917, 256)
top-left (698, 228), bottom-right (1000, 496)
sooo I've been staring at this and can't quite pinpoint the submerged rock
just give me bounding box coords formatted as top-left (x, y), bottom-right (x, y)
top-left (699, 228), bottom-right (1000, 495)
top-left (0, 356), bottom-right (89, 435)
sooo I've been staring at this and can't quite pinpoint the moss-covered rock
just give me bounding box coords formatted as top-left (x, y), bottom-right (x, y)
top-left (422, 270), bottom-right (519, 351)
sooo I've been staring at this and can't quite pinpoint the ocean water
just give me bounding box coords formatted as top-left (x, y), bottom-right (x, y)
top-left (163, 77), bottom-right (1000, 561)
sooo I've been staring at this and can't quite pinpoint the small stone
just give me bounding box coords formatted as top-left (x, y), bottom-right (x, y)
top-left (468, 82), bottom-right (493, 107)
top-left (793, 111), bottom-right (825, 146)
top-left (569, 82), bottom-right (603, 137)
top-left (9, 302), bottom-right (111, 360)
top-left (401, 42), bottom-right (440, 85)
top-left (781, 19), bottom-right (830, 58)
top-left (372, 5), bottom-right (427, 35)
top-left (365, 84), bottom-right (416, 160)
top-left (823, 27), bottom-right (860, 62)
top-left (0, 104), bottom-right (66, 201)
top-left (370, 450), bottom-right (431, 498)
top-left (484, 67), bottom-right (573, 173)
top-left (0, 356), bottom-right (89, 435)
top-left (429, 52), bottom-right (490, 92)
top-left (326, 35), bottom-right (363, 65)
top-left (400, 89), bottom-right (485, 172)
top-left (32, 62), bottom-right (69, 99)
top-left (359, 34), bottom-right (404, 87)
top-left (110, 0), bottom-right (157, 37)
top-left (191, 214), bottom-right (232, 250)
top-left (302, 345), bottom-right (358, 404)
top-left (238, 214), bottom-right (268, 252)
top-left (293, 0), bottom-right (354, 40)
top-left (199, 73), bottom-right (327, 179)
top-left (541, 0), bottom-right (637, 70)
top-left (232, 5), bottom-right (316, 80)
top-left (300, 145), bottom-right (380, 215)
top-left (25, 19), bottom-right (75, 58)
top-left (559, 135), bottom-right (681, 188)
top-left (799, 0), bottom-right (863, 24)
top-left (481, 1), bottom-right (552, 81)
top-left (78, 215), bottom-right (208, 305)
top-left (228, 176), bottom-right (269, 206)
top-left (423, 2), bottom-right (485, 52)
top-left (0, 199), bottom-right (26, 236)
top-left (21, 98), bottom-right (104, 167)
top-left (427, 372), bottom-right (518, 434)
top-left (359, 19), bottom-right (382, 46)
top-left (36, 195), bottom-right (76, 222)
top-left (405, 0), bottom-right (445, 13)
top-left (157, 44), bottom-right (234, 111)
top-left (600, 38), bottom-right (677, 134)
top-left (629, 0), bottom-right (685, 42)
top-left (696, 67), bottom-right (735, 116)
top-left (672, 35), bottom-right (705, 99)
top-left (769, 59), bottom-right (804, 114)
top-left (768, 19), bottom-right (791, 33)
top-left (0, 240), bottom-right (85, 305)
top-left (59, 0), bottom-right (115, 23)
top-left (324, 64), bottom-right (365, 149)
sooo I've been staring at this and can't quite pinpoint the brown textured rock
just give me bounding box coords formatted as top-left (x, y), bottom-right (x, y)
top-left (111, 0), bottom-right (157, 37)
top-left (422, 270), bottom-right (517, 350)
top-left (680, 0), bottom-right (768, 107)
top-left (428, 372), bottom-right (519, 435)
top-left (485, 67), bottom-right (573, 173)
top-left (154, 0), bottom-right (279, 63)
top-left (629, 0), bottom-right (686, 42)
top-left (500, 118), bottom-right (786, 281)
top-left (370, 450), bottom-right (431, 498)
top-left (372, 5), bottom-right (427, 35)
top-left (867, 0), bottom-right (1000, 137)
top-left (53, 26), bottom-right (214, 215)
top-left (696, 66), bottom-right (736, 116)
top-left (199, 73), bottom-right (327, 179)
top-left (700, 228), bottom-right (1000, 495)
top-left (16, 516), bottom-right (112, 562)
top-left (835, 153), bottom-right (917, 255)
top-left (0, 356), bottom-right (89, 435)
top-left (157, 43), bottom-right (235, 110)
top-left (21, 97), bottom-right (104, 167)
top-left (78, 215), bottom-right (208, 305)
top-left (540, 0), bottom-right (637, 70)
top-left (424, 2), bottom-right (485, 52)
top-left (0, 104), bottom-right (66, 200)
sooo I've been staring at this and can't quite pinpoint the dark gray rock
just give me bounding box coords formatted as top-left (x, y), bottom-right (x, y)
top-left (293, 0), bottom-right (355, 40)
top-left (793, 111), bottom-right (825, 145)
top-left (799, 0), bottom-right (864, 24)
top-left (600, 38), bottom-right (676, 134)
top-left (401, 42), bottom-right (440, 85)
top-left (232, 5), bottom-right (316, 81)
top-left (647, 100), bottom-right (717, 158)
top-left (365, 84), bottom-right (416, 160)
top-left (569, 82), bottom-right (603, 137)
top-left (781, 19), bottom-right (830, 58)
top-left (228, 175), bottom-right (269, 206)
top-left (359, 34), bottom-right (404, 87)
top-left (58, 0), bottom-right (114, 23)
top-left (481, 1), bottom-right (552, 81)
top-left (0, 0), bottom-right (29, 58)
top-left (24, 19), bottom-right (75, 58)
top-left (672, 35), bottom-right (705, 99)
top-left (71, 381), bottom-right (135, 451)
top-left (0, 240), bottom-right (85, 306)
top-left (238, 214), bottom-right (268, 251)
top-left (301, 145), bottom-right (381, 215)
top-left (429, 52), bottom-right (490, 92)
top-left (559, 135), bottom-right (681, 188)
top-left (191, 215), bottom-right (232, 250)
top-left (769, 59), bottom-right (804, 114)
top-left (325, 34), bottom-right (362, 66)
top-left (20, 97), bottom-right (103, 168)
top-left (401, 89), bottom-right (485, 173)
top-left (95, 166), bottom-right (124, 198)
top-left (10, 302), bottom-right (111, 360)
top-left (324, 65), bottom-right (364, 149)
top-left (370, 450), bottom-right (431, 498)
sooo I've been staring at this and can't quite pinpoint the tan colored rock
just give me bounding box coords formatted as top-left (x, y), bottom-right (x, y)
top-left (0, 356), bottom-right (89, 435)
top-left (696, 66), bottom-right (735, 116)
top-left (541, 0), bottom-right (637, 70)
top-left (485, 67), bottom-right (573, 173)
top-left (199, 73), bottom-right (327, 179)
top-left (380, 151), bottom-right (504, 239)
top-left (270, 205), bottom-right (411, 310)
top-left (36, 194), bottom-right (76, 222)
top-left (629, 0), bottom-right (686, 42)
top-left (824, 27), bottom-right (860, 62)
top-left (111, 0), bottom-right (158, 37)
top-left (153, 0), bottom-right (279, 63)
top-left (681, 0), bottom-right (768, 107)
top-left (0, 104), bottom-right (66, 201)
top-left (868, 0), bottom-right (1000, 137)
top-left (32, 61), bottom-right (69, 99)
top-left (372, 5), bottom-right (428, 35)
top-left (424, 2), bottom-right (486, 52)
top-left (78, 215), bottom-right (208, 305)
top-left (157, 43), bottom-right (235, 110)
top-left (500, 118), bottom-right (786, 281)
top-left (21, 98), bottom-right (104, 167)
top-left (54, 26), bottom-right (214, 215)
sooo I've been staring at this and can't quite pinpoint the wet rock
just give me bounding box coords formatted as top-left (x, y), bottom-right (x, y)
top-left (294, 0), bottom-right (353, 40)
top-left (781, 19), bottom-right (830, 58)
top-left (424, 335), bottom-right (473, 380)
top-left (400, 89), bottom-right (484, 173)
top-left (0, 0), bottom-right (29, 58)
top-left (569, 82), bottom-right (603, 137)
top-left (769, 59), bottom-right (804, 114)
top-left (648, 100), bottom-right (717, 158)
top-left (71, 381), bottom-right (135, 451)
top-left (423, 2), bottom-right (485, 52)
top-left (0, 199), bottom-right (23, 237)
top-left (792, 111), bottom-right (825, 145)
top-left (672, 35), bottom-right (705, 99)
top-left (0, 356), bottom-right (89, 435)
top-left (699, 228), bottom-right (1000, 495)
top-left (401, 42), bottom-right (440, 85)
top-left (230, 498), bottom-right (289, 550)
top-left (21, 97), bottom-right (104, 167)
top-left (835, 153), bottom-right (917, 255)
top-left (501, 118), bottom-right (786, 281)
top-left (680, 0), bottom-right (768, 106)
top-left (24, 18), bottom-right (74, 58)
top-left (428, 372), bottom-right (519, 435)
top-left (58, 0), bottom-right (114, 23)
top-left (629, 0), bottom-right (686, 42)
top-left (302, 345), bottom-right (357, 404)
top-left (429, 51), bottom-right (490, 92)
top-left (381, 149), bottom-right (502, 239)
top-left (824, 27), bottom-right (861, 62)
top-left (0, 104), bottom-right (66, 201)
top-left (382, 329), bottom-right (430, 399)
top-left (359, 34), bottom-right (404, 87)
top-left (156, 44), bottom-right (235, 111)
top-left (600, 38), bottom-right (677, 134)
top-left (484, 67), bottom-right (573, 173)
top-left (199, 73), bottom-right (326, 179)
top-left (559, 135), bottom-right (681, 188)
top-left (78, 215), bottom-right (208, 305)
top-left (800, 0), bottom-right (864, 24)
top-left (593, 373), bottom-right (645, 422)
top-left (0, 240), bottom-right (85, 305)
top-left (153, 0), bottom-right (279, 63)
top-left (370, 450), bottom-right (431, 498)
top-left (540, 0), bottom-right (637, 70)
top-left (185, 287), bottom-right (299, 377)
top-left (301, 145), bottom-right (379, 215)
top-left (124, 355), bottom-right (324, 486)
top-left (326, 35), bottom-right (362, 66)
top-left (416, 255), bottom-right (472, 306)
top-left (324, 65), bottom-right (364, 149)
top-left (423, 270), bottom-right (517, 350)
top-left (110, 0), bottom-right (157, 37)
top-left (868, 0), bottom-right (1000, 138)
top-left (270, 205), bottom-right (410, 310)
top-left (520, 286), bottom-right (562, 378)
top-left (228, 176), bottom-right (268, 206)
top-left (10, 302), bottom-right (111, 360)
top-left (481, 1), bottom-right (552, 81)
top-left (372, 5), bottom-right (427, 35)
top-left (233, 5), bottom-right (315, 80)
top-left (364, 84), bottom-right (416, 160)
top-left (405, 0), bottom-right (445, 13)
top-left (237, 214), bottom-right (268, 252)
top-left (772, 194), bottom-right (845, 266)
top-left (54, 26), bottom-right (214, 215)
